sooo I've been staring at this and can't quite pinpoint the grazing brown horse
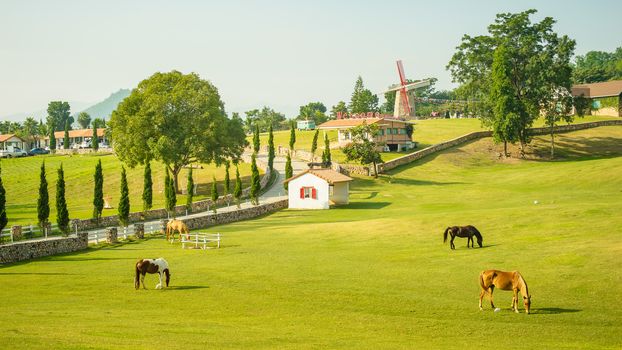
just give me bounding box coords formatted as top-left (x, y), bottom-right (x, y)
top-left (443, 225), bottom-right (483, 249)
top-left (479, 269), bottom-right (531, 314)
top-left (166, 219), bottom-right (189, 242)
top-left (135, 258), bottom-right (170, 290)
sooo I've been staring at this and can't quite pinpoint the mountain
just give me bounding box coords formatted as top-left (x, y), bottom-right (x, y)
top-left (77, 89), bottom-right (131, 120)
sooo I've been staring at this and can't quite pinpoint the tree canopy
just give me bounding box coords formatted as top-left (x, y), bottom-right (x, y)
top-left (349, 76), bottom-right (379, 113)
top-left (244, 106), bottom-right (287, 133)
top-left (77, 112), bottom-right (92, 129)
top-left (447, 9), bottom-right (576, 153)
top-left (573, 47), bottom-right (622, 83)
top-left (342, 122), bottom-right (383, 177)
top-left (110, 71), bottom-right (247, 191)
top-left (47, 101), bottom-right (72, 131)
top-left (296, 102), bottom-right (329, 125)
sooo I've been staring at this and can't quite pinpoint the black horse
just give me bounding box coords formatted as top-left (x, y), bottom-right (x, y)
top-left (443, 225), bottom-right (483, 249)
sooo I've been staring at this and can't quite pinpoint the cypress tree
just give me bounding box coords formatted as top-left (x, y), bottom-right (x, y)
top-left (186, 167), bottom-right (194, 212)
top-left (250, 154), bottom-right (260, 205)
top-left (211, 175), bottom-right (219, 213)
top-left (142, 162), bottom-right (152, 211)
top-left (92, 123), bottom-right (99, 151)
top-left (311, 129), bottom-right (319, 159)
top-left (268, 125), bottom-right (275, 171)
top-left (0, 164), bottom-right (7, 234)
top-left (289, 121), bottom-right (296, 150)
top-left (253, 125), bottom-right (260, 153)
top-left (284, 152), bottom-right (293, 191)
top-left (224, 161), bottom-right (230, 204)
top-left (118, 166), bottom-right (130, 227)
top-left (37, 161), bottom-right (50, 230)
top-left (56, 164), bottom-right (69, 235)
top-left (49, 126), bottom-right (56, 152)
top-left (322, 133), bottom-right (332, 166)
top-left (233, 164), bottom-right (242, 208)
top-left (63, 120), bottom-right (70, 149)
top-left (164, 168), bottom-right (176, 216)
top-left (93, 159), bottom-right (104, 220)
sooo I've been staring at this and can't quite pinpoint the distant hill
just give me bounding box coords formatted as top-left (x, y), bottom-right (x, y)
top-left (77, 89), bottom-right (130, 120)
top-left (4, 101), bottom-right (93, 123)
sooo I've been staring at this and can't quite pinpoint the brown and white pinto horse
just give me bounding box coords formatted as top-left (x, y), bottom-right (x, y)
top-left (479, 269), bottom-right (531, 314)
top-left (135, 258), bottom-right (171, 290)
top-left (443, 225), bottom-right (483, 249)
top-left (166, 219), bottom-right (189, 242)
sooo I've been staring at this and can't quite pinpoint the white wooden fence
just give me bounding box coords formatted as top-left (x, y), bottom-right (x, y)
top-left (181, 233), bottom-right (221, 250)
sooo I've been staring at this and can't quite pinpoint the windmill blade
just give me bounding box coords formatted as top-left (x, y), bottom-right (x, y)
top-left (397, 60), bottom-right (407, 87)
top-left (384, 80), bottom-right (432, 93)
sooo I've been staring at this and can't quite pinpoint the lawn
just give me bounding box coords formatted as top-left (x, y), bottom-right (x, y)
top-left (0, 154), bottom-right (256, 227)
top-left (1, 125), bottom-right (620, 349)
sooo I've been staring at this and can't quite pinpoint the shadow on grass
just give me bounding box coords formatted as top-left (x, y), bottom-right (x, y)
top-left (0, 272), bottom-right (76, 275)
top-left (334, 201), bottom-right (392, 210)
top-left (531, 307), bottom-right (581, 315)
top-left (169, 285), bottom-right (209, 291)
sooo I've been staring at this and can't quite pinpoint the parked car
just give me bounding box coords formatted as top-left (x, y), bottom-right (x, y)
top-left (0, 147), bottom-right (28, 158)
top-left (28, 147), bottom-right (50, 156)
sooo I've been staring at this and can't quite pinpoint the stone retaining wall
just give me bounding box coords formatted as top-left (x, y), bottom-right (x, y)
top-left (378, 120), bottom-right (622, 173)
top-left (0, 232), bottom-right (88, 264)
top-left (178, 198), bottom-right (288, 230)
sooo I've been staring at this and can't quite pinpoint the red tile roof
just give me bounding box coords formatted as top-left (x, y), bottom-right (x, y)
top-left (283, 168), bottom-right (353, 184)
top-left (45, 128), bottom-right (106, 140)
top-left (0, 134), bottom-right (25, 143)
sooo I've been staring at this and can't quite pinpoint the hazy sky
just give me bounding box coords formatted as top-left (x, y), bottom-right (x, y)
top-left (1, 0), bottom-right (621, 119)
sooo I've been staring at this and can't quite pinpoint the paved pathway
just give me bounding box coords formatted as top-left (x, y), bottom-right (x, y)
top-left (87, 153), bottom-right (308, 242)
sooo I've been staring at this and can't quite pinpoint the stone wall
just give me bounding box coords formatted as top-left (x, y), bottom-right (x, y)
top-left (378, 120), bottom-right (622, 173)
top-left (177, 198), bottom-right (288, 230)
top-left (74, 158), bottom-right (272, 231)
top-left (0, 232), bottom-right (88, 264)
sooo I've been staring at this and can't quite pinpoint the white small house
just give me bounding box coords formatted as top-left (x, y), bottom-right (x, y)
top-left (284, 169), bottom-right (353, 209)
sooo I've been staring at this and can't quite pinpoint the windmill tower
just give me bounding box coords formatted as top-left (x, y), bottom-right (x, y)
top-left (385, 60), bottom-right (431, 118)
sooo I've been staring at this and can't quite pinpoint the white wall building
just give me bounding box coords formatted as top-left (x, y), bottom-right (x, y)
top-left (284, 169), bottom-right (353, 210)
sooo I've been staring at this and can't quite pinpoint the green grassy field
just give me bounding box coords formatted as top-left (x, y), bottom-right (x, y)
top-left (1, 154), bottom-right (256, 226)
top-left (1, 125), bottom-right (620, 349)
top-left (258, 115), bottom-right (618, 164)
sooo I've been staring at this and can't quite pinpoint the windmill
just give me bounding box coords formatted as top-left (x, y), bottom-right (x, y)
top-left (385, 60), bottom-right (431, 118)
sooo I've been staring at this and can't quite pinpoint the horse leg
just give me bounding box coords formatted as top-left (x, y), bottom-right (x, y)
top-left (141, 273), bottom-right (147, 289)
top-left (156, 272), bottom-right (163, 289)
top-left (467, 236), bottom-right (472, 248)
top-left (450, 235), bottom-right (455, 250)
top-left (479, 289), bottom-right (487, 310)
top-left (513, 289), bottom-right (519, 313)
top-left (489, 286), bottom-right (496, 309)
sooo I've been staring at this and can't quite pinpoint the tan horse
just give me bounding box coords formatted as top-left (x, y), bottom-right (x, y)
top-left (166, 219), bottom-right (189, 242)
top-left (479, 269), bottom-right (531, 314)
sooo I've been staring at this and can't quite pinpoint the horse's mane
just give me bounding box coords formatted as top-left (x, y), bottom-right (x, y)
top-left (516, 271), bottom-right (529, 295)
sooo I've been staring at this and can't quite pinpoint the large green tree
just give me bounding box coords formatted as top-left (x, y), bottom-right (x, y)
top-left (573, 47), bottom-right (622, 83)
top-left (296, 102), bottom-right (328, 125)
top-left (47, 101), bottom-right (72, 131)
top-left (56, 164), bottom-right (69, 235)
top-left (342, 123), bottom-right (383, 178)
top-left (349, 76), bottom-right (379, 113)
top-left (330, 101), bottom-right (348, 119)
top-left (244, 107), bottom-right (287, 133)
top-left (93, 159), bottom-right (104, 220)
top-left (447, 9), bottom-right (576, 155)
top-left (110, 71), bottom-right (247, 193)
top-left (37, 162), bottom-right (49, 230)
top-left (77, 112), bottom-right (92, 129)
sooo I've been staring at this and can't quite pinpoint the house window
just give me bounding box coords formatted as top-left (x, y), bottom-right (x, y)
top-left (393, 128), bottom-right (398, 135)
top-left (398, 128), bottom-right (406, 135)
top-left (299, 187), bottom-right (317, 199)
top-left (378, 129), bottom-right (384, 136)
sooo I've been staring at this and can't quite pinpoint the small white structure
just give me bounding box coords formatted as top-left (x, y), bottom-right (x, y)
top-left (284, 168), bottom-right (353, 209)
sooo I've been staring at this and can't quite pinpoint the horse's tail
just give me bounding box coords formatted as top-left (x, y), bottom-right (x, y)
top-left (479, 271), bottom-right (486, 291)
top-left (443, 227), bottom-right (450, 243)
top-left (134, 261), bottom-right (141, 290)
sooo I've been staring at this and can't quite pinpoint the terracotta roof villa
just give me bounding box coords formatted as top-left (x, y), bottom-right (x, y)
top-left (318, 117), bottom-right (416, 152)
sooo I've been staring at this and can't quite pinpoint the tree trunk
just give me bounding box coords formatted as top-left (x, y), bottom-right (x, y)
top-left (372, 161), bottom-right (378, 178)
top-left (172, 165), bottom-right (181, 194)
top-left (503, 140), bottom-right (508, 157)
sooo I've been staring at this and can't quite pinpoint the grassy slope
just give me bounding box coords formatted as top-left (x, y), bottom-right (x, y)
top-left (0, 125), bottom-right (620, 349)
top-left (1, 154), bottom-right (255, 226)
